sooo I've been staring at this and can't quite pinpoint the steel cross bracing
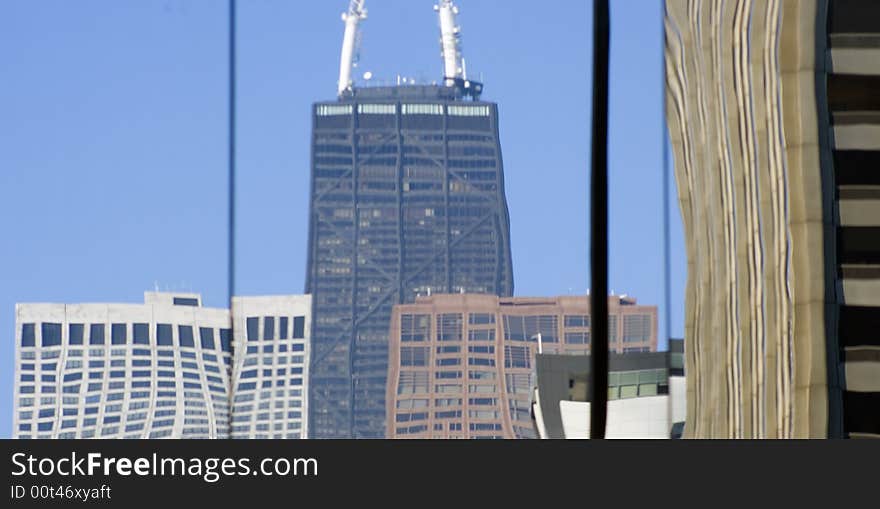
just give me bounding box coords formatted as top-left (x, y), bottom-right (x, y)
top-left (307, 102), bottom-right (513, 438)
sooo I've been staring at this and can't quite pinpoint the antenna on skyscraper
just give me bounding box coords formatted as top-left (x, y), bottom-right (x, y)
top-left (434, 0), bottom-right (482, 99)
top-left (338, 0), bottom-right (367, 97)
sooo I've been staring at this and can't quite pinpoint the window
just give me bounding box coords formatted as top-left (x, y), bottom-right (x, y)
top-left (505, 374), bottom-right (531, 395)
top-left (400, 347), bottom-right (429, 367)
top-left (503, 315), bottom-right (526, 341)
top-left (437, 314), bottom-right (463, 342)
top-left (435, 371), bottom-right (462, 380)
top-left (397, 371), bottom-right (429, 394)
top-left (469, 384), bottom-right (496, 394)
top-left (623, 314), bottom-right (651, 343)
top-left (279, 317), bottom-right (289, 340)
top-left (292, 316), bottom-right (305, 339)
top-left (401, 314), bottom-right (430, 342)
top-left (247, 318), bottom-right (259, 341)
top-left (469, 313), bottom-right (495, 325)
top-left (468, 345), bottom-right (494, 354)
top-left (41, 323), bottom-right (62, 347)
top-left (504, 345), bottom-right (530, 369)
top-left (469, 370), bottom-right (495, 381)
top-left (448, 105), bottom-right (490, 116)
top-left (469, 423), bottom-right (502, 431)
top-left (263, 317), bottom-right (275, 340)
top-left (357, 103), bottom-right (396, 114)
top-left (111, 324), bottom-right (126, 345)
top-left (469, 357), bottom-right (495, 367)
top-left (156, 324), bottom-right (173, 346)
top-left (199, 328), bottom-right (215, 349)
top-left (468, 329), bottom-right (494, 341)
top-left (69, 324), bottom-right (84, 345)
top-left (21, 323), bottom-right (35, 347)
top-left (133, 323), bottom-right (149, 344)
top-left (220, 329), bottom-right (232, 352)
top-left (89, 324), bottom-right (105, 345)
top-left (402, 103), bottom-right (443, 115)
top-left (173, 297), bottom-right (199, 306)
top-left (565, 332), bottom-right (589, 344)
top-left (179, 326), bottom-right (194, 347)
top-left (564, 315), bottom-right (590, 328)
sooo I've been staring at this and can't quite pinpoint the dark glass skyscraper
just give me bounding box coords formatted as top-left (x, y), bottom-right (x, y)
top-left (305, 84), bottom-right (514, 438)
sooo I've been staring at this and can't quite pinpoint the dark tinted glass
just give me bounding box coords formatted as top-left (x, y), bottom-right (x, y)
top-left (219, 329), bottom-right (232, 352)
top-left (199, 327), bottom-right (215, 349)
top-left (178, 326), bottom-right (194, 347)
top-left (111, 323), bottom-right (127, 345)
top-left (69, 324), bottom-right (84, 345)
top-left (41, 323), bottom-right (62, 347)
top-left (156, 324), bottom-right (173, 346)
top-left (133, 323), bottom-right (149, 344)
top-left (89, 324), bottom-right (105, 345)
top-left (247, 317), bottom-right (259, 341)
top-left (279, 317), bottom-right (289, 339)
top-left (264, 317), bottom-right (275, 341)
top-left (293, 316), bottom-right (305, 339)
top-left (21, 323), bottom-right (36, 347)
top-left (172, 297), bottom-right (199, 306)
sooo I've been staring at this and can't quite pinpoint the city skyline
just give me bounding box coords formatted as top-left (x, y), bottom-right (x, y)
top-left (0, 1), bottom-right (682, 438)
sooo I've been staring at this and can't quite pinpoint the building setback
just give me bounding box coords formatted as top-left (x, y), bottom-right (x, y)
top-left (13, 292), bottom-right (310, 439)
top-left (665, 0), bottom-right (880, 437)
top-left (306, 86), bottom-right (515, 438)
top-left (386, 294), bottom-right (657, 439)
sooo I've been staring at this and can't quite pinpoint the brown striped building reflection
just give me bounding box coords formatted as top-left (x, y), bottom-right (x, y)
top-left (385, 294), bottom-right (657, 439)
top-left (665, 0), bottom-right (880, 438)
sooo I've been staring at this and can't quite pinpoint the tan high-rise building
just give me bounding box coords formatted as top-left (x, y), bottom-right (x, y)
top-left (665, 0), bottom-right (880, 438)
top-left (385, 294), bottom-right (657, 439)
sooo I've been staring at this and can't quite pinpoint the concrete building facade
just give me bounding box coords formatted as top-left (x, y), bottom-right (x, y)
top-left (13, 292), bottom-right (310, 439)
top-left (665, 0), bottom-right (880, 437)
top-left (386, 294), bottom-right (657, 439)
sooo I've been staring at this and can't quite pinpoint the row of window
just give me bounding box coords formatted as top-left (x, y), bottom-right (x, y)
top-left (21, 323), bottom-right (232, 350)
top-left (244, 316), bottom-right (306, 341)
top-left (397, 313), bottom-right (650, 343)
top-left (316, 104), bottom-right (491, 117)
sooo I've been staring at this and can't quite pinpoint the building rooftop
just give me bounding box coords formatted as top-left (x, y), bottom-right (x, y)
top-left (328, 83), bottom-right (485, 103)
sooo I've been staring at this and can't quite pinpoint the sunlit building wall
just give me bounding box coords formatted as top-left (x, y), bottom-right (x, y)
top-left (665, 0), bottom-right (880, 438)
top-left (386, 294), bottom-right (657, 439)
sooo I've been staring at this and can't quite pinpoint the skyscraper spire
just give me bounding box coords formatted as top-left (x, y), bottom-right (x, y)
top-left (338, 0), bottom-right (367, 97)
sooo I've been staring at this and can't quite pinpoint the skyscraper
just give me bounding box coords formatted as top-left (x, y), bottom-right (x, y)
top-left (665, 0), bottom-right (880, 438)
top-left (305, 2), bottom-right (515, 438)
top-left (385, 294), bottom-right (657, 439)
top-left (13, 292), bottom-right (311, 439)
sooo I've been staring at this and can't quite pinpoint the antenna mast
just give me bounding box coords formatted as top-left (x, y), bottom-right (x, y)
top-left (338, 0), bottom-right (367, 97)
top-left (434, 1), bottom-right (482, 99)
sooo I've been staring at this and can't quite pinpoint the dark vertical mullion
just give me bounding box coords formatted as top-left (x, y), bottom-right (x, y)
top-left (228, 0), bottom-right (236, 304)
top-left (662, 0), bottom-right (672, 350)
top-left (589, 0), bottom-right (611, 439)
top-left (227, 0), bottom-right (237, 437)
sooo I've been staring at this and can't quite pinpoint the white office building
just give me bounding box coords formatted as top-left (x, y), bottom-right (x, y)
top-left (230, 296), bottom-right (310, 439)
top-left (13, 292), bottom-right (310, 439)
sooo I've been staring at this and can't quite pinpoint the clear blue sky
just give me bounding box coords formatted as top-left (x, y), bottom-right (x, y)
top-left (0, 0), bottom-right (685, 438)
